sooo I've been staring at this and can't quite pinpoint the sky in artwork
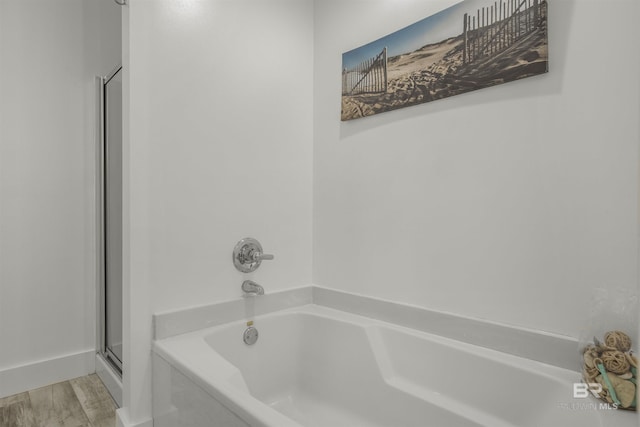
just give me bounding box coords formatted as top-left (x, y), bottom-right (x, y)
top-left (342, 0), bottom-right (495, 70)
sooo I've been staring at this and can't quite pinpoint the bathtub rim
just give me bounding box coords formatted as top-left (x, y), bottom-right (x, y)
top-left (154, 285), bottom-right (578, 370)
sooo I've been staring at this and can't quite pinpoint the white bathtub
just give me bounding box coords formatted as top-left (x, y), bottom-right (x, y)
top-left (153, 302), bottom-right (635, 427)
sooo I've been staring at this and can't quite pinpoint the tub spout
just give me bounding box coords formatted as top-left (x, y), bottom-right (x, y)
top-left (242, 280), bottom-right (264, 296)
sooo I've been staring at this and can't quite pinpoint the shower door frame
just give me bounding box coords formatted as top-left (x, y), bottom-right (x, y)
top-left (97, 64), bottom-right (124, 376)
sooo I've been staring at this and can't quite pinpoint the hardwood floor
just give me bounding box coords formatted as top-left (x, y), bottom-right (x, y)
top-left (0, 374), bottom-right (116, 427)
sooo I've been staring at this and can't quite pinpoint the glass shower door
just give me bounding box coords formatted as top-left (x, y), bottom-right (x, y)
top-left (101, 66), bottom-right (123, 373)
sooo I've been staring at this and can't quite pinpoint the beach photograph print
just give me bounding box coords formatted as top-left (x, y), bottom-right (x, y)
top-left (341, 0), bottom-right (548, 121)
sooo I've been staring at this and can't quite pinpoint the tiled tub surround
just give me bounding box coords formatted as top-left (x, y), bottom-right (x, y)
top-left (152, 287), bottom-right (637, 427)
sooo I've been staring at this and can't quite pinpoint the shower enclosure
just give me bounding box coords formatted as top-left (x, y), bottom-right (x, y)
top-left (98, 65), bottom-right (123, 376)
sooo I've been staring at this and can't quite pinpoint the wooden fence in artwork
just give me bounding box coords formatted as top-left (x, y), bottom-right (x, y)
top-left (463, 0), bottom-right (546, 64)
top-left (342, 47), bottom-right (388, 95)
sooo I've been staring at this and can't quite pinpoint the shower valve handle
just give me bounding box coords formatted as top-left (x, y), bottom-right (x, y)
top-left (233, 238), bottom-right (275, 273)
top-left (251, 251), bottom-right (274, 262)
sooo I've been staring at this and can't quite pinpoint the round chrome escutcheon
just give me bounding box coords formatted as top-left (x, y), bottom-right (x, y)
top-left (243, 326), bottom-right (259, 345)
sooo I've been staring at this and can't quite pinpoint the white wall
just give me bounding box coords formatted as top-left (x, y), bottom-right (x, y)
top-left (122, 0), bottom-right (314, 423)
top-left (0, 0), bottom-right (121, 397)
top-left (313, 0), bottom-right (639, 338)
top-left (118, 0), bottom-right (639, 424)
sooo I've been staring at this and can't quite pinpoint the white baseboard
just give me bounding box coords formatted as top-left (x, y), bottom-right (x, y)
top-left (116, 407), bottom-right (153, 427)
top-left (95, 353), bottom-right (123, 407)
top-left (0, 349), bottom-right (95, 398)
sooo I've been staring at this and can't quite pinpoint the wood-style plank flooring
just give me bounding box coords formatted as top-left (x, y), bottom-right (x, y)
top-left (0, 374), bottom-right (116, 427)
